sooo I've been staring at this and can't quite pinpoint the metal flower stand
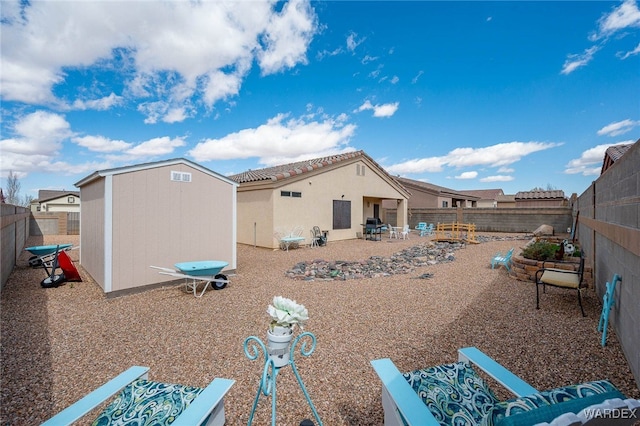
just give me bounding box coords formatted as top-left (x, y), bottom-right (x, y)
top-left (244, 331), bottom-right (323, 426)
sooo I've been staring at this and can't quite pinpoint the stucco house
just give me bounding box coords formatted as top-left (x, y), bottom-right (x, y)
top-left (31, 190), bottom-right (80, 213)
top-left (394, 177), bottom-right (480, 208)
top-left (75, 158), bottom-right (237, 295)
top-left (459, 189), bottom-right (505, 208)
top-left (229, 151), bottom-right (410, 249)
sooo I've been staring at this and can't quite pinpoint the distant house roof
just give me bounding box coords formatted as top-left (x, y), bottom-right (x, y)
top-left (496, 194), bottom-right (515, 203)
top-left (395, 177), bottom-right (479, 200)
top-left (459, 189), bottom-right (504, 200)
top-left (36, 190), bottom-right (80, 203)
top-left (515, 190), bottom-right (565, 200)
top-left (75, 158), bottom-right (237, 188)
top-left (601, 142), bottom-right (635, 174)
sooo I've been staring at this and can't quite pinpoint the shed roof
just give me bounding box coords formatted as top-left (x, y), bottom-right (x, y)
top-left (74, 158), bottom-right (238, 188)
top-left (514, 190), bottom-right (565, 200)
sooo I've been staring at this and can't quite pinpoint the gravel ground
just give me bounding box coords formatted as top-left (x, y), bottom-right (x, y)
top-left (1, 233), bottom-right (638, 426)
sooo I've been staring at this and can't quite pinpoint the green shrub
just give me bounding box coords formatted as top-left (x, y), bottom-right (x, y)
top-left (521, 240), bottom-right (559, 261)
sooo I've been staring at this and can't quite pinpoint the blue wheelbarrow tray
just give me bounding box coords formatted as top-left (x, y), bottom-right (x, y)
top-left (25, 244), bottom-right (73, 257)
top-left (174, 260), bottom-right (229, 277)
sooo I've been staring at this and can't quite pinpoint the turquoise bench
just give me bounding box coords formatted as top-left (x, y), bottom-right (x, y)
top-left (371, 347), bottom-right (639, 426)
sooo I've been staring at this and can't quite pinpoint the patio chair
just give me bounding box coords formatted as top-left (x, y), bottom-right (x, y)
top-left (388, 224), bottom-right (398, 239)
top-left (491, 248), bottom-right (514, 272)
top-left (311, 226), bottom-right (326, 247)
top-left (400, 224), bottom-right (410, 240)
top-left (535, 255), bottom-right (586, 316)
top-left (42, 366), bottom-right (234, 426)
top-left (415, 222), bottom-right (428, 236)
top-left (371, 347), bottom-right (639, 426)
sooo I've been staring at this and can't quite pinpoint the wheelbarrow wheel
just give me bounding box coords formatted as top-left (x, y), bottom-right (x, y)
top-left (41, 273), bottom-right (65, 288)
top-left (29, 255), bottom-right (43, 267)
top-left (212, 274), bottom-right (228, 290)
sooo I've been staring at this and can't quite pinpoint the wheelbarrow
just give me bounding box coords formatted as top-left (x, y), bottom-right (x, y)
top-left (150, 260), bottom-right (230, 297)
top-left (24, 244), bottom-right (82, 288)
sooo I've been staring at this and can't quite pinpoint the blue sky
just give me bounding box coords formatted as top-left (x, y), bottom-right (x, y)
top-left (1, 0), bottom-right (639, 201)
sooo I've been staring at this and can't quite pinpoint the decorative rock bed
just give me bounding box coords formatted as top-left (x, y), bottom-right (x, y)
top-left (285, 235), bottom-right (529, 281)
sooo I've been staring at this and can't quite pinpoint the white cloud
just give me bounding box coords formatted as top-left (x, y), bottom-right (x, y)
top-left (455, 171), bottom-right (478, 179)
top-left (390, 76), bottom-right (399, 84)
top-left (411, 71), bottom-right (424, 84)
top-left (361, 55), bottom-right (378, 64)
top-left (564, 142), bottom-right (634, 175)
top-left (561, 45), bottom-right (600, 75)
top-left (354, 100), bottom-right (399, 118)
top-left (386, 141), bottom-right (559, 175)
top-left (480, 175), bottom-right (514, 182)
top-left (597, 119), bottom-right (640, 136)
top-left (563, 0), bottom-right (640, 74)
top-left (592, 0), bottom-right (640, 40)
top-left (125, 137), bottom-right (186, 158)
top-left (497, 167), bottom-right (514, 173)
top-left (188, 113), bottom-right (356, 165)
top-left (72, 135), bottom-right (132, 153)
top-left (0, 1), bottom-right (319, 122)
top-left (618, 42), bottom-right (640, 59)
top-left (71, 93), bottom-right (124, 111)
top-left (346, 31), bottom-right (365, 52)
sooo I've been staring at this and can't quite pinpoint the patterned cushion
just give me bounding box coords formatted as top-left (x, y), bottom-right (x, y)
top-left (91, 379), bottom-right (204, 426)
top-left (481, 380), bottom-right (625, 426)
top-left (403, 361), bottom-right (499, 426)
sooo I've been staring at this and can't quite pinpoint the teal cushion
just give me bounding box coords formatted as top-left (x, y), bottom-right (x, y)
top-left (403, 361), bottom-right (499, 426)
top-left (91, 379), bottom-right (204, 426)
top-left (482, 380), bottom-right (625, 426)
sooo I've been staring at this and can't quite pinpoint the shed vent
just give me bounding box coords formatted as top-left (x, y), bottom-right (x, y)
top-left (171, 171), bottom-right (192, 182)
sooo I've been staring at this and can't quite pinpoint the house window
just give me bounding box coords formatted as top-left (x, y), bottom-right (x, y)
top-left (281, 191), bottom-right (302, 198)
top-left (356, 164), bottom-right (366, 176)
top-left (333, 200), bottom-right (351, 229)
top-left (442, 201), bottom-right (449, 208)
top-left (281, 191), bottom-right (291, 197)
top-left (68, 196), bottom-right (75, 203)
top-left (292, 192), bottom-right (302, 198)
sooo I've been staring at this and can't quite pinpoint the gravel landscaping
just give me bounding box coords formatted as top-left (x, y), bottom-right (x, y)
top-left (1, 233), bottom-right (638, 425)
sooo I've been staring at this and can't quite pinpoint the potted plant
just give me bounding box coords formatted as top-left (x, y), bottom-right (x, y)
top-left (266, 296), bottom-right (309, 367)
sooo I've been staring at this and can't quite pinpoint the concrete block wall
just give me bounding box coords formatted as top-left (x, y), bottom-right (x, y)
top-left (576, 141), bottom-right (639, 390)
top-left (1, 204), bottom-right (30, 292)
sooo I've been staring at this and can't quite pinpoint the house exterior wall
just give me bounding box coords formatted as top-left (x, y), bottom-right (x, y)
top-left (236, 189), bottom-right (274, 248)
top-left (407, 188), bottom-right (439, 208)
top-left (108, 164), bottom-right (235, 293)
top-left (79, 178), bottom-right (106, 290)
top-left (237, 159), bottom-right (408, 248)
top-left (39, 195), bottom-right (80, 212)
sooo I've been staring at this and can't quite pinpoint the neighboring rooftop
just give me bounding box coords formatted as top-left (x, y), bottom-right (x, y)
top-left (459, 189), bottom-right (505, 200)
top-left (395, 177), bottom-right (479, 200)
top-left (601, 142), bottom-right (635, 174)
top-left (36, 190), bottom-right (80, 202)
top-left (515, 190), bottom-right (565, 200)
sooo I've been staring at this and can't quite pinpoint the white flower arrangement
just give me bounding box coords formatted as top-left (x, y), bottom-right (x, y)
top-left (267, 296), bottom-right (308, 332)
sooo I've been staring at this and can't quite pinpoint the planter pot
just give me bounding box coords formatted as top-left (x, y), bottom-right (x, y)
top-left (267, 327), bottom-right (293, 367)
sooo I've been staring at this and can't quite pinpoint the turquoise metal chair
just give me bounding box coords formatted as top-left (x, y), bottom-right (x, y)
top-left (598, 273), bottom-right (622, 347)
top-left (41, 366), bottom-right (234, 426)
top-left (491, 248), bottom-right (514, 272)
top-left (372, 347), bottom-right (639, 426)
top-left (415, 222), bottom-right (428, 236)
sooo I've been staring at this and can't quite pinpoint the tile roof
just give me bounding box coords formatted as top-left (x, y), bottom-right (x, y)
top-left (605, 144), bottom-right (632, 162)
top-left (459, 189), bottom-right (504, 199)
top-left (229, 151), bottom-right (365, 183)
top-left (514, 190), bottom-right (565, 199)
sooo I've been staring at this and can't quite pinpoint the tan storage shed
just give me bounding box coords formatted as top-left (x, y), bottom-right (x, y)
top-left (75, 158), bottom-right (237, 295)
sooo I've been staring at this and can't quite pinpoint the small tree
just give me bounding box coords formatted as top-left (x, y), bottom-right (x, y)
top-left (5, 171), bottom-right (21, 205)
